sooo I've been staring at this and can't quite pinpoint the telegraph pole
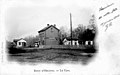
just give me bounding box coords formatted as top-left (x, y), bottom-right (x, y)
top-left (70, 13), bottom-right (72, 45)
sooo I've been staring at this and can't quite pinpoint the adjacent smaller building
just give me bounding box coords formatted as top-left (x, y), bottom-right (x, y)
top-left (85, 41), bottom-right (94, 45)
top-left (63, 37), bottom-right (79, 45)
top-left (63, 38), bottom-right (94, 46)
top-left (13, 38), bottom-right (27, 47)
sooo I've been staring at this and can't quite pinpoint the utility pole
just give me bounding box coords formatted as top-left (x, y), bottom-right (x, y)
top-left (70, 13), bottom-right (72, 45)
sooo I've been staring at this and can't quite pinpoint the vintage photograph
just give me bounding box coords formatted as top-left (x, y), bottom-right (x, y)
top-left (5, 2), bottom-right (98, 64)
top-left (1, 0), bottom-right (120, 75)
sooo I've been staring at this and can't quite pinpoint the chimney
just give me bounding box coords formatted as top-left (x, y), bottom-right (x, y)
top-left (54, 24), bottom-right (56, 27)
top-left (47, 24), bottom-right (49, 26)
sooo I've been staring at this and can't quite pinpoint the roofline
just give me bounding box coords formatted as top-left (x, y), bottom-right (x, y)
top-left (13, 38), bottom-right (26, 42)
top-left (38, 25), bottom-right (60, 33)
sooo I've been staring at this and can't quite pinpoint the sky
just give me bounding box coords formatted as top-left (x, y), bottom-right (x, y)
top-left (4, 0), bottom-right (97, 41)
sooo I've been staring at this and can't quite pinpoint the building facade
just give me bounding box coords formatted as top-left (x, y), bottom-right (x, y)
top-left (63, 38), bottom-right (79, 45)
top-left (38, 24), bottom-right (60, 45)
top-left (13, 38), bottom-right (27, 47)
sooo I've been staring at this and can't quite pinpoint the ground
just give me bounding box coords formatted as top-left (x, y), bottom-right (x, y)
top-left (7, 46), bottom-right (97, 65)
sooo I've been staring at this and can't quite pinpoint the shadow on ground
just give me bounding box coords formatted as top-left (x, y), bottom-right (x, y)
top-left (7, 46), bottom-right (97, 65)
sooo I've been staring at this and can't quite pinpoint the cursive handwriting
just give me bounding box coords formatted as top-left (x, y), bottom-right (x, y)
top-left (104, 22), bottom-right (112, 31)
top-left (111, 8), bottom-right (117, 13)
top-left (99, 8), bottom-right (118, 20)
top-left (98, 2), bottom-right (119, 31)
top-left (100, 14), bottom-right (119, 31)
top-left (99, 3), bottom-right (114, 12)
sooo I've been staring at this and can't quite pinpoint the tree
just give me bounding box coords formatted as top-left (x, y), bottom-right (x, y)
top-left (82, 28), bottom-right (95, 41)
top-left (71, 24), bottom-right (86, 45)
top-left (24, 35), bottom-right (39, 47)
top-left (72, 24), bottom-right (86, 39)
top-left (80, 14), bottom-right (96, 45)
top-left (59, 26), bottom-right (69, 45)
top-left (86, 14), bottom-right (96, 40)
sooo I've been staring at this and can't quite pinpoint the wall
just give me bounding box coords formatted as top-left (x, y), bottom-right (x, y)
top-left (39, 32), bottom-right (45, 45)
top-left (16, 40), bottom-right (26, 47)
top-left (45, 26), bottom-right (59, 45)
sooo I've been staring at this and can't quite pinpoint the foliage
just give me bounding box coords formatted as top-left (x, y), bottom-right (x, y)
top-left (59, 26), bottom-right (69, 45)
top-left (24, 35), bottom-right (39, 47)
top-left (6, 41), bottom-right (15, 48)
top-left (72, 24), bottom-right (86, 39)
top-left (82, 28), bottom-right (96, 41)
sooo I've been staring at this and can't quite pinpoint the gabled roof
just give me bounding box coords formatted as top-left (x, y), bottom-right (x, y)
top-left (64, 37), bottom-right (78, 41)
top-left (38, 25), bottom-right (59, 33)
top-left (13, 38), bottom-right (26, 43)
top-left (18, 39), bottom-right (26, 42)
top-left (13, 38), bottom-right (22, 42)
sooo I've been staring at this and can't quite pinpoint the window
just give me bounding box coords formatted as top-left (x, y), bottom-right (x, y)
top-left (22, 42), bottom-right (26, 46)
top-left (75, 42), bottom-right (77, 45)
top-left (69, 42), bottom-right (71, 45)
top-left (42, 33), bottom-right (44, 37)
top-left (88, 41), bottom-right (91, 45)
top-left (19, 42), bottom-right (21, 45)
top-left (51, 28), bottom-right (53, 32)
